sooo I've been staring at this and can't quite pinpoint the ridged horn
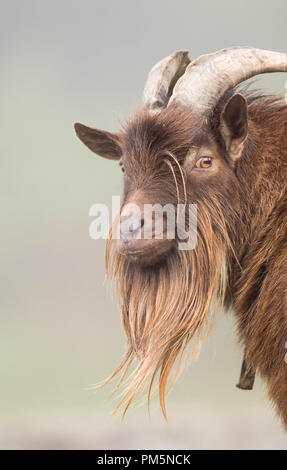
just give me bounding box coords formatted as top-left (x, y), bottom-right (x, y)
top-left (142, 50), bottom-right (190, 111)
top-left (168, 47), bottom-right (287, 115)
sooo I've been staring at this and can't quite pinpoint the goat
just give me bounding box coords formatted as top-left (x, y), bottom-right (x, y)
top-left (75, 47), bottom-right (287, 427)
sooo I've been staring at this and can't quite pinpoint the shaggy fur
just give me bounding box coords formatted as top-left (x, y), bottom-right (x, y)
top-left (99, 91), bottom-right (287, 427)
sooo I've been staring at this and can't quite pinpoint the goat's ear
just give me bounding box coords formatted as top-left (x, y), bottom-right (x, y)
top-left (219, 94), bottom-right (248, 162)
top-left (74, 123), bottom-right (122, 160)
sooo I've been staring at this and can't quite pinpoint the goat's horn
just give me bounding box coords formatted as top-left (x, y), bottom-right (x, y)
top-left (168, 47), bottom-right (287, 115)
top-left (142, 50), bottom-right (190, 111)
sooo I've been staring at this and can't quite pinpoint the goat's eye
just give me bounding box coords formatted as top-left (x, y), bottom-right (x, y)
top-left (195, 157), bottom-right (212, 169)
top-left (120, 164), bottom-right (125, 173)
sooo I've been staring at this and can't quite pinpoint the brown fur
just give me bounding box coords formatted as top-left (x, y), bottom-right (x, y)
top-left (99, 92), bottom-right (287, 427)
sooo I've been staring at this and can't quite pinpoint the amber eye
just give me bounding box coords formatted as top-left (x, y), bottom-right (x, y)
top-left (195, 157), bottom-right (212, 169)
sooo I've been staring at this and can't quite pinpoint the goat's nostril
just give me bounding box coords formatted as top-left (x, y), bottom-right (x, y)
top-left (120, 214), bottom-right (143, 240)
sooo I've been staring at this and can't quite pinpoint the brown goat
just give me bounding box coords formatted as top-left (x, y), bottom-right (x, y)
top-left (75, 47), bottom-right (287, 427)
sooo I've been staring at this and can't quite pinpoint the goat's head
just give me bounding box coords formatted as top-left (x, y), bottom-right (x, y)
top-left (75, 47), bottom-right (287, 417)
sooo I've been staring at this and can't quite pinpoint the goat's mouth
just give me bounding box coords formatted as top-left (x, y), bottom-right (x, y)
top-left (116, 206), bottom-right (176, 265)
top-left (117, 234), bottom-right (175, 266)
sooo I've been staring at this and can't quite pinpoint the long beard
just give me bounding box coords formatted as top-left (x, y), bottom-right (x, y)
top-left (102, 198), bottom-right (233, 418)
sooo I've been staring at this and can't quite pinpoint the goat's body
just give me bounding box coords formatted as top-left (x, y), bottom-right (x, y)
top-left (104, 94), bottom-right (287, 423)
top-left (75, 45), bottom-right (287, 426)
top-left (229, 95), bottom-right (287, 427)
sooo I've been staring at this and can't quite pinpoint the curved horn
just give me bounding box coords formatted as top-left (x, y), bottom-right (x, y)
top-left (142, 50), bottom-right (190, 111)
top-left (168, 47), bottom-right (287, 115)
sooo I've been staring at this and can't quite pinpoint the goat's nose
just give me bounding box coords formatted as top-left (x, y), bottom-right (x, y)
top-left (120, 213), bottom-right (144, 241)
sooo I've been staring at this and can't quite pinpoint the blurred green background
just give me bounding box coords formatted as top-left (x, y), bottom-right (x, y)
top-left (1, 0), bottom-right (287, 449)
